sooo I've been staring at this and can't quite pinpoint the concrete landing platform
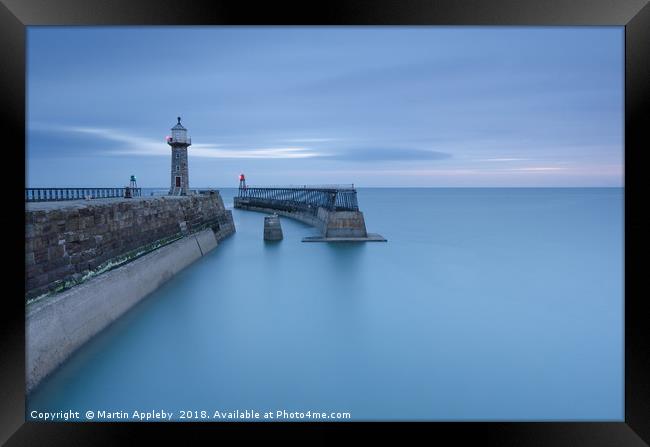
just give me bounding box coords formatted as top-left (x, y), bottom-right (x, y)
top-left (302, 233), bottom-right (387, 242)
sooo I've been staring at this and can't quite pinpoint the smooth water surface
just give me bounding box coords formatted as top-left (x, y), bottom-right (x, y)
top-left (28, 188), bottom-right (624, 421)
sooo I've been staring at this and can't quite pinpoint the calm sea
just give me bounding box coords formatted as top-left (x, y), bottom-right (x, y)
top-left (27, 188), bottom-right (624, 421)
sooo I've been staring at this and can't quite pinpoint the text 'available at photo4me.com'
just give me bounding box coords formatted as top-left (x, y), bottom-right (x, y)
top-left (29, 408), bottom-right (353, 422)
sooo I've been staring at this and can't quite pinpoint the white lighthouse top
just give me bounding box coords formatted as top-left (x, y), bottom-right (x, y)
top-left (169, 116), bottom-right (190, 145)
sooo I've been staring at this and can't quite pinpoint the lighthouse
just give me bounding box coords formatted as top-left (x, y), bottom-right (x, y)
top-left (167, 116), bottom-right (191, 195)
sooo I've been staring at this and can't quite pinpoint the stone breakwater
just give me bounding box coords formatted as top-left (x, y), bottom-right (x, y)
top-left (26, 228), bottom-right (222, 393)
top-left (25, 192), bottom-right (234, 301)
top-left (25, 192), bottom-right (235, 393)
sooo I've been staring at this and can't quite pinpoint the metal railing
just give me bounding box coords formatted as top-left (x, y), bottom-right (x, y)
top-left (25, 188), bottom-right (142, 202)
top-left (243, 184), bottom-right (355, 191)
top-left (237, 185), bottom-right (359, 212)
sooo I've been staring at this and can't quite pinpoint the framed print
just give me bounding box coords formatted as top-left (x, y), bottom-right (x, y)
top-left (1, 0), bottom-right (648, 445)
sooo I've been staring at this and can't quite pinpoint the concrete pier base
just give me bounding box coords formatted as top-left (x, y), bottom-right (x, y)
top-left (308, 208), bottom-right (386, 242)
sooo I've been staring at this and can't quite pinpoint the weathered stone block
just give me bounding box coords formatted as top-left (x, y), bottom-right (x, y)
top-left (33, 273), bottom-right (49, 288)
top-left (33, 211), bottom-right (48, 223)
top-left (65, 218), bottom-right (79, 232)
top-left (48, 245), bottom-right (65, 259)
top-left (63, 231), bottom-right (80, 243)
top-left (26, 264), bottom-right (43, 279)
top-left (34, 249), bottom-right (49, 264)
top-left (48, 265), bottom-right (73, 282)
top-left (47, 234), bottom-right (62, 246)
top-left (80, 250), bottom-right (96, 262)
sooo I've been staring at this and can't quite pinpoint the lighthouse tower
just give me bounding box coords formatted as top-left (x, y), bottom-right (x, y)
top-left (167, 116), bottom-right (191, 195)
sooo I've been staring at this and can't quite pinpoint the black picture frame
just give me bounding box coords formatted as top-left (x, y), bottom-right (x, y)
top-left (1, 0), bottom-right (648, 444)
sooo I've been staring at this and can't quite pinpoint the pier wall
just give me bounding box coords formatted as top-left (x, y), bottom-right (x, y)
top-left (25, 192), bottom-right (234, 300)
top-left (233, 200), bottom-right (368, 239)
top-left (234, 203), bottom-right (323, 228)
top-left (26, 228), bottom-right (220, 393)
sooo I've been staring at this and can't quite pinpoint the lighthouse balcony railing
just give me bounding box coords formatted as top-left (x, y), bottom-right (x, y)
top-left (166, 136), bottom-right (191, 145)
top-left (25, 187), bottom-right (142, 202)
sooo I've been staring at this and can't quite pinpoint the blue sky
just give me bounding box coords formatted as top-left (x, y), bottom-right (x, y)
top-left (27, 27), bottom-right (623, 187)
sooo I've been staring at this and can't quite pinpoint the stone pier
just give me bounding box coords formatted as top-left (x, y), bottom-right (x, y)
top-left (25, 191), bottom-right (236, 392)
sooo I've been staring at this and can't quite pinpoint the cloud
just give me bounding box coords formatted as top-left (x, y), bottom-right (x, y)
top-left (273, 168), bottom-right (478, 177)
top-left (189, 146), bottom-right (320, 159)
top-left (65, 126), bottom-right (168, 155)
top-left (30, 124), bottom-right (451, 162)
top-left (322, 147), bottom-right (452, 162)
top-left (282, 137), bottom-right (339, 143)
top-left (508, 167), bottom-right (567, 172)
top-left (33, 124), bottom-right (322, 159)
top-left (477, 158), bottom-right (530, 162)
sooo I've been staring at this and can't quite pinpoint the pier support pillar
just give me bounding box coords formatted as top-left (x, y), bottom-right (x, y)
top-left (264, 214), bottom-right (283, 241)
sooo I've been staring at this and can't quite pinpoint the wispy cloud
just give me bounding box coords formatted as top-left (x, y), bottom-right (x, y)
top-left (34, 124), bottom-right (322, 159)
top-left (280, 168), bottom-right (479, 177)
top-left (508, 167), bottom-right (567, 172)
top-left (190, 146), bottom-right (320, 159)
top-left (322, 147), bottom-right (452, 162)
top-left (31, 124), bottom-right (452, 162)
top-left (64, 125), bottom-right (168, 155)
top-left (477, 158), bottom-right (530, 162)
top-left (282, 137), bottom-right (338, 143)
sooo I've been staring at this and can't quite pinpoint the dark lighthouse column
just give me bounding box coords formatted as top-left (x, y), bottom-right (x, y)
top-left (167, 116), bottom-right (191, 195)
